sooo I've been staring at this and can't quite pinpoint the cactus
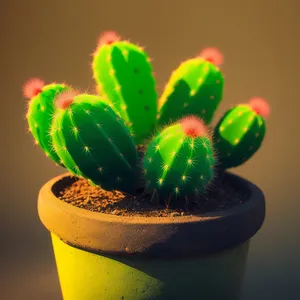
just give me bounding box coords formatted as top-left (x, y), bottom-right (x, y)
top-left (24, 78), bottom-right (70, 166)
top-left (143, 116), bottom-right (216, 198)
top-left (156, 48), bottom-right (224, 128)
top-left (92, 31), bottom-right (157, 145)
top-left (51, 91), bottom-right (138, 193)
top-left (213, 97), bottom-right (270, 169)
top-left (24, 31), bottom-right (271, 206)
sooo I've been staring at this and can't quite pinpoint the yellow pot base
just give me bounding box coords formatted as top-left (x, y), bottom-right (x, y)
top-left (52, 233), bottom-right (250, 300)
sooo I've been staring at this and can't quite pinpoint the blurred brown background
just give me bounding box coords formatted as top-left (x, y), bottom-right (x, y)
top-left (1, 0), bottom-right (299, 299)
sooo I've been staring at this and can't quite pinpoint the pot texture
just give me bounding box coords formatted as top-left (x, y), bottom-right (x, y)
top-left (38, 172), bottom-right (265, 300)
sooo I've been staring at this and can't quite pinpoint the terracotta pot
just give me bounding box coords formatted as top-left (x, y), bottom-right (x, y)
top-left (38, 172), bottom-right (265, 300)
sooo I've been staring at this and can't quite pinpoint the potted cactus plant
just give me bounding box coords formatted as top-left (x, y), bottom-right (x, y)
top-left (24, 31), bottom-right (269, 300)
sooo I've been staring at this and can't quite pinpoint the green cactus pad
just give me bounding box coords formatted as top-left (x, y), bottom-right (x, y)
top-left (26, 83), bottom-right (69, 166)
top-left (51, 94), bottom-right (138, 193)
top-left (143, 122), bottom-right (215, 198)
top-left (157, 58), bottom-right (224, 127)
top-left (213, 105), bottom-right (266, 169)
top-left (92, 41), bottom-right (157, 145)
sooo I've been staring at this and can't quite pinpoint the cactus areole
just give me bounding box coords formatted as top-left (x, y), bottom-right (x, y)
top-left (26, 30), bottom-right (270, 300)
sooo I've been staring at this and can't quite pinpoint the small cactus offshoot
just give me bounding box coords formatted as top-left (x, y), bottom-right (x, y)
top-left (51, 91), bottom-right (138, 194)
top-left (157, 47), bottom-right (224, 128)
top-left (24, 31), bottom-right (270, 208)
top-left (143, 116), bottom-right (216, 198)
top-left (24, 78), bottom-right (70, 166)
top-left (92, 31), bottom-right (157, 145)
top-left (213, 97), bottom-right (270, 169)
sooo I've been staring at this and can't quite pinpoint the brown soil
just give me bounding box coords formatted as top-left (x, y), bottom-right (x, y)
top-left (55, 173), bottom-right (250, 217)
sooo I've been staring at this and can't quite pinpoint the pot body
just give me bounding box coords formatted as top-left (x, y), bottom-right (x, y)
top-left (38, 172), bottom-right (265, 300)
top-left (51, 233), bottom-right (250, 300)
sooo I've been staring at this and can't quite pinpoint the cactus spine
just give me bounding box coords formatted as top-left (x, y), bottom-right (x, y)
top-left (92, 31), bottom-right (157, 145)
top-left (24, 78), bottom-right (70, 166)
top-left (157, 48), bottom-right (224, 128)
top-left (51, 91), bottom-right (138, 193)
top-left (213, 98), bottom-right (270, 169)
top-left (143, 116), bottom-right (215, 198)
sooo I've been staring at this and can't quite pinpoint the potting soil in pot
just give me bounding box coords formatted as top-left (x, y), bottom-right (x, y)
top-left (54, 174), bottom-right (250, 217)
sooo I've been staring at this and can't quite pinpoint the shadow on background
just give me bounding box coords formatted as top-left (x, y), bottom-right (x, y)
top-left (1, 0), bottom-right (299, 299)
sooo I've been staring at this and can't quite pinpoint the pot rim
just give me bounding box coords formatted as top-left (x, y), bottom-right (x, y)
top-left (38, 172), bottom-right (265, 257)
